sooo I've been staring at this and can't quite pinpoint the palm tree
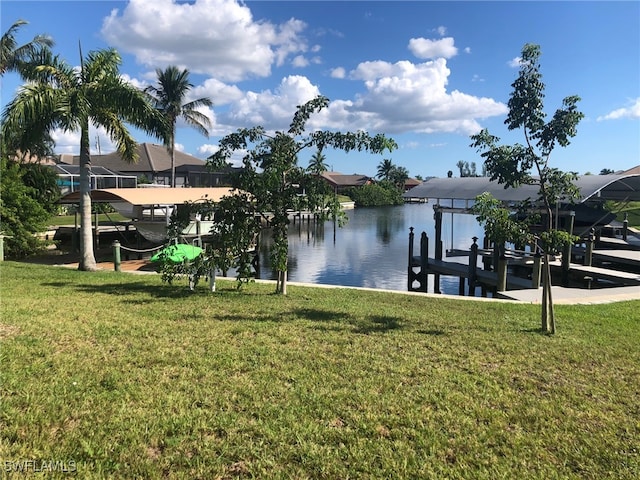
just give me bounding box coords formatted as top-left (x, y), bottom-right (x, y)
top-left (1, 19), bottom-right (53, 77)
top-left (389, 165), bottom-right (409, 189)
top-left (376, 158), bottom-right (395, 181)
top-left (307, 146), bottom-right (328, 174)
top-left (145, 66), bottom-right (212, 187)
top-left (1, 47), bottom-right (166, 270)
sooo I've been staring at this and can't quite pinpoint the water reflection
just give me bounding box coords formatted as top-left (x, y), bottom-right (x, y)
top-left (257, 202), bottom-right (484, 295)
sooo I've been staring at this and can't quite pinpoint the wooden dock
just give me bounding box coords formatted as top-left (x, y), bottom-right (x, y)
top-left (408, 223), bottom-right (640, 298)
top-left (418, 257), bottom-right (534, 290)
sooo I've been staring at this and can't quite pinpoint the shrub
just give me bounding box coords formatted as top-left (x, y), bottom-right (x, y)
top-left (346, 182), bottom-right (404, 207)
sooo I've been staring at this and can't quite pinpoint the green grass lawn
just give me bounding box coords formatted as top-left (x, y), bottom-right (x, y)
top-left (1, 262), bottom-right (638, 479)
top-left (48, 212), bottom-right (130, 227)
top-left (609, 201), bottom-right (640, 229)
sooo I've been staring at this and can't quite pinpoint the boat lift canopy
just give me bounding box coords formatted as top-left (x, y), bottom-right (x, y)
top-left (403, 174), bottom-right (640, 204)
top-left (59, 187), bottom-right (237, 207)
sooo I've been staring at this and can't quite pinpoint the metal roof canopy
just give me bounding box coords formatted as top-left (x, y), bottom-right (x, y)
top-left (403, 174), bottom-right (640, 204)
top-left (59, 187), bottom-right (237, 206)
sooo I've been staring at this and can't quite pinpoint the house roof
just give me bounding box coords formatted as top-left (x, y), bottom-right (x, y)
top-left (404, 178), bottom-right (421, 187)
top-left (59, 187), bottom-right (236, 206)
top-left (68, 143), bottom-right (206, 173)
top-left (403, 174), bottom-right (640, 204)
top-left (320, 172), bottom-right (372, 187)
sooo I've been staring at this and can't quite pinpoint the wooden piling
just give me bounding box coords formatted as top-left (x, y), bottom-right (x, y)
top-left (531, 252), bottom-right (542, 288)
top-left (420, 232), bottom-right (428, 292)
top-left (433, 206), bottom-right (442, 294)
top-left (584, 228), bottom-right (595, 266)
top-left (468, 236), bottom-right (478, 295)
top-left (407, 227), bottom-right (415, 291)
top-left (561, 211), bottom-right (575, 287)
top-left (112, 240), bottom-right (121, 272)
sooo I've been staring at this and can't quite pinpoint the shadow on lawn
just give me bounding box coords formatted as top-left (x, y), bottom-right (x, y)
top-left (295, 307), bottom-right (403, 334)
top-left (42, 281), bottom-right (196, 300)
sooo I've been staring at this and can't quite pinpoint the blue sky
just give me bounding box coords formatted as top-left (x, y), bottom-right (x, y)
top-left (2, 0), bottom-right (639, 178)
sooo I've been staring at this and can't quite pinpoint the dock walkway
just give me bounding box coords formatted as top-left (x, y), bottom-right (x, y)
top-left (497, 285), bottom-right (640, 304)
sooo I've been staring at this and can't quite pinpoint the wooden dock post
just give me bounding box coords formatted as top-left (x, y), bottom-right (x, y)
top-left (420, 231), bottom-right (428, 292)
top-left (468, 237), bottom-right (479, 296)
top-left (112, 240), bottom-right (121, 272)
top-left (407, 227), bottom-right (428, 293)
top-left (482, 235), bottom-right (492, 271)
top-left (407, 227), bottom-right (415, 291)
top-left (584, 228), bottom-right (595, 266)
top-left (561, 211), bottom-right (575, 287)
top-left (433, 205), bottom-right (443, 294)
top-left (531, 251), bottom-right (542, 288)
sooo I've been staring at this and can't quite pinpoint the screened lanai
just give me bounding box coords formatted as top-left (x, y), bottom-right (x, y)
top-left (51, 164), bottom-right (138, 195)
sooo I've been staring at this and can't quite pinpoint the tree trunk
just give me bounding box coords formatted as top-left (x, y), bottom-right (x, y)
top-left (541, 254), bottom-right (554, 333)
top-left (78, 125), bottom-right (98, 271)
top-left (171, 145), bottom-right (176, 188)
top-left (547, 256), bottom-right (556, 333)
top-left (541, 258), bottom-right (548, 331)
top-left (281, 269), bottom-right (287, 295)
top-left (170, 126), bottom-right (177, 188)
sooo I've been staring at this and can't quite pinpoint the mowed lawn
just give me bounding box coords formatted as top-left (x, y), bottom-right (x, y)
top-left (1, 262), bottom-right (638, 479)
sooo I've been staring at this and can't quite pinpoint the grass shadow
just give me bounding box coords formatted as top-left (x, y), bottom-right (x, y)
top-left (42, 281), bottom-right (196, 300)
top-left (416, 329), bottom-right (447, 336)
top-left (352, 315), bottom-right (401, 334)
top-left (296, 308), bottom-right (403, 334)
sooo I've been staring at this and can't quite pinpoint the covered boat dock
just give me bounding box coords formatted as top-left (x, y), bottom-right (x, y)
top-left (403, 173), bottom-right (640, 298)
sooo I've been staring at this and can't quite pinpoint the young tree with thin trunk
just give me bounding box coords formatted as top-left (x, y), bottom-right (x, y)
top-left (1, 47), bottom-right (166, 270)
top-left (210, 95), bottom-right (396, 295)
top-left (470, 43), bottom-right (583, 333)
top-left (145, 66), bottom-right (212, 187)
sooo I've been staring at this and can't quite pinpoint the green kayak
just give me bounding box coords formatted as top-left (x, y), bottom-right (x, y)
top-left (150, 244), bottom-right (203, 264)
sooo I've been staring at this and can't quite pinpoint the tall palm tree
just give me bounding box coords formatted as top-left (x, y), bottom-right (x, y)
top-left (389, 165), bottom-right (409, 189)
top-left (1, 47), bottom-right (166, 270)
top-left (307, 146), bottom-right (328, 174)
top-left (376, 158), bottom-right (395, 181)
top-left (145, 66), bottom-right (212, 187)
top-left (0, 19), bottom-right (53, 77)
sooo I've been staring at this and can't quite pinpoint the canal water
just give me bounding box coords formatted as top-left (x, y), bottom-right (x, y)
top-left (256, 202), bottom-right (484, 295)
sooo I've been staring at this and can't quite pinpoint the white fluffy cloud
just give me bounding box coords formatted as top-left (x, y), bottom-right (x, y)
top-left (101, 0), bottom-right (308, 82)
top-left (330, 67), bottom-right (346, 79)
top-left (292, 55), bottom-right (309, 68)
top-left (597, 98), bottom-right (640, 121)
top-left (219, 75), bottom-right (321, 130)
top-left (408, 37), bottom-right (458, 59)
top-left (52, 125), bottom-right (118, 156)
top-left (332, 58), bottom-right (506, 135)
top-left (96, 1), bottom-right (505, 146)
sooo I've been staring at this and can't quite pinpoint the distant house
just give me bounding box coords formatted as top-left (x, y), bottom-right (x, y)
top-left (404, 178), bottom-right (422, 191)
top-left (162, 163), bottom-right (243, 187)
top-left (63, 143), bottom-right (223, 187)
top-left (622, 165), bottom-right (640, 175)
top-left (319, 172), bottom-right (374, 193)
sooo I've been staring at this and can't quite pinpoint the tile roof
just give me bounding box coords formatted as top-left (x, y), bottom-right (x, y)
top-left (68, 143), bottom-right (206, 173)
